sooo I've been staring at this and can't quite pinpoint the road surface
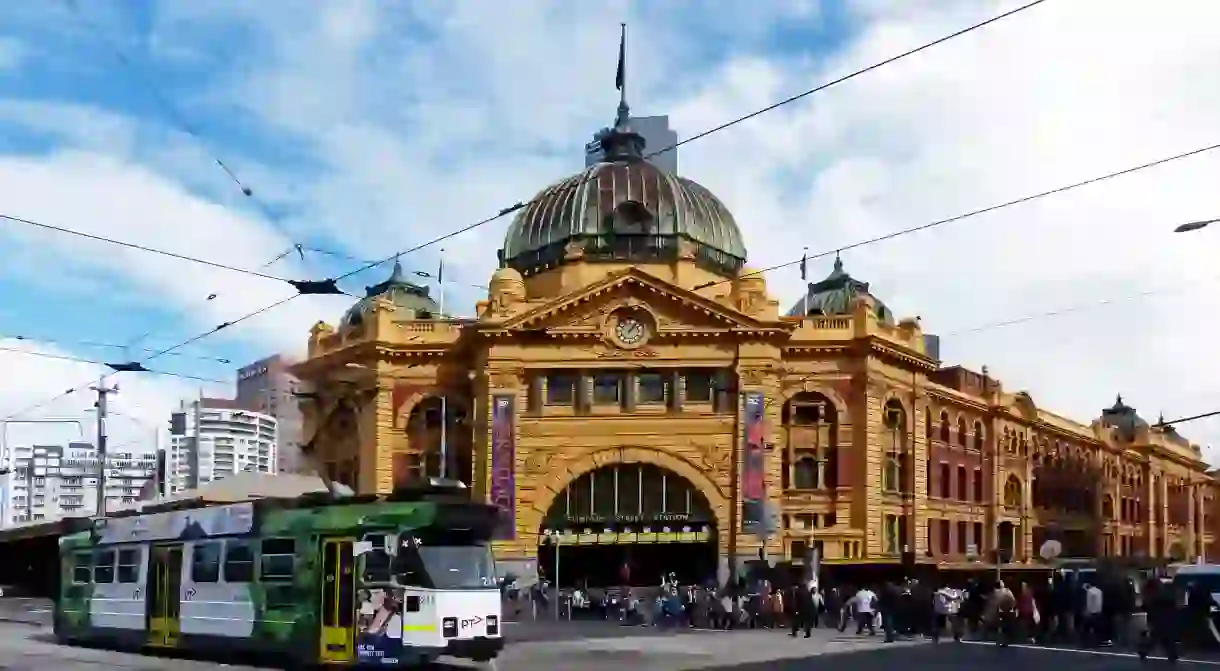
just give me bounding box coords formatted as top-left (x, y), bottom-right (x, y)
top-left (0, 613), bottom-right (1214, 669)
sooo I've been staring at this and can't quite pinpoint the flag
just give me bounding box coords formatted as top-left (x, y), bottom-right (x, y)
top-left (799, 248), bottom-right (808, 281)
top-left (615, 24), bottom-right (626, 91)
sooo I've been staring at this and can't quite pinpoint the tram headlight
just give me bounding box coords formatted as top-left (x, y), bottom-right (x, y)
top-left (486, 615), bottom-right (499, 635)
top-left (442, 617), bottom-right (458, 638)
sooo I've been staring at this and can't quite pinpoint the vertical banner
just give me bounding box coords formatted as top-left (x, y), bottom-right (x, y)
top-left (490, 394), bottom-right (517, 539)
top-left (741, 391), bottom-right (766, 536)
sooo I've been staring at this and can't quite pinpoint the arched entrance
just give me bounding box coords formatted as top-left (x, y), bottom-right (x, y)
top-left (537, 463), bottom-right (717, 587)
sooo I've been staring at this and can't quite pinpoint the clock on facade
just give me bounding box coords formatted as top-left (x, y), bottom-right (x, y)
top-left (614, 314), bottom-right (647, 346)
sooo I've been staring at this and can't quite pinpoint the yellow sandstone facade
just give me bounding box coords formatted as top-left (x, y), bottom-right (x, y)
top-left (290, 108), bottom-right (1215, 582)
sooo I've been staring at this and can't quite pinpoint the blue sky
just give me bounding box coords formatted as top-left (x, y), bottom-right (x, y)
top-left (1, 0), bottom-right (1219, 458)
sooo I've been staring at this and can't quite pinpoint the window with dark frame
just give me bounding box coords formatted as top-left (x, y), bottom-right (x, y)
top-left (592, 373), bottom-right (623, 405)
top-left (260, 538), bottom-right (296, 580)
top-left (191, 541), bottom-right (222, 583)
top-left (94, 549), bottom-right (115, 584)
top-left (545, 373), bottom-right (578, 406)
top-left (117, 548), bottom-right (141, 583)
top-left (224, 539), bottom-right (255, 583)
top-left (684, 371), bottom-right (715, 403)
top-left (637, 372), bottom-right (666, 405)
top-left (73, 551), bottom-right (92, 584)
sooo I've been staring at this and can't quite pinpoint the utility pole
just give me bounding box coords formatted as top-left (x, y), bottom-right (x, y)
top-left (90, 376), bottom-right (118, 518)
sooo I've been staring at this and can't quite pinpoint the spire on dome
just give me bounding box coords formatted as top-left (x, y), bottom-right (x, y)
top-left (591, 23), bottom-right (646, 163)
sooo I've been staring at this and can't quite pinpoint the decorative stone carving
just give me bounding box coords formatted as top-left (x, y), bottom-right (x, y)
top-left (737, 366), bottom-right (774, 387)
top-left (488, 369), bottom-right (522, 389)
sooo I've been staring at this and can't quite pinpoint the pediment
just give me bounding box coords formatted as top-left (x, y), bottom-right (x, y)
top-left (492, 269), bottom-right (775, 335)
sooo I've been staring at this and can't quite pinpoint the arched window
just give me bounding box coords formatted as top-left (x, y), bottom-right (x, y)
top-left (883, 400), bottom-right (908, 494)
top-left (973, 421), bottom-right (985, 451)
top-left (957, 417), bottom-right (968, 446)
top-left (1003, 475), bottom-right (1023, 508)
top-left (782, 392), bottom-right (839, 490)
top-left (939, 411), bottom-right (951, 443)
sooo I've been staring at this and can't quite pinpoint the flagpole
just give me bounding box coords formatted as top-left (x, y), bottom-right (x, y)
top-left (800, 247), bottom-right (809, 318)
top-left (437, 250), bottom-right (448, 479)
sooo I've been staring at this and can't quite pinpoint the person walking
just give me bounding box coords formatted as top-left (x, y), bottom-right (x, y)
top-left (790, 580), bottom-right (816, 638)
top-left (1138, 578), bottom-right (1180, 664)
top-left (932, 584), bottom-right (964, 643)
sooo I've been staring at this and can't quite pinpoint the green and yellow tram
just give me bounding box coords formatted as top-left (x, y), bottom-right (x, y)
top-left (54, 481), bottom-right (504, 668)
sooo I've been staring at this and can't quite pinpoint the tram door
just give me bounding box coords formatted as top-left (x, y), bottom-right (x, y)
top-left (146, 545), bottom-right (183, 648)
top-left (319, 538), bottom-right (356, 664)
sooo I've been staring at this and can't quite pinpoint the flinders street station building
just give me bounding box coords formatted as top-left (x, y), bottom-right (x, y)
top-left (292, 103), bottom-right (1217, 585)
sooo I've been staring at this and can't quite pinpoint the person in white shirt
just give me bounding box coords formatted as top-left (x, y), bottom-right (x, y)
top-left (1083, 583), bottom-right (1107, 646)
top-left (932, 585), bottom-right (963, 643)
top-left (853, 587), bottom-right (877, 635)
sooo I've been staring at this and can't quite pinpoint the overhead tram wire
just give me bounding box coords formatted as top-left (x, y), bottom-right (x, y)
top-left (324, 0), bottom-right (1054, 288)
top-left (0, 0), bottom-right (1055, 419)
top-left (60, 0), bottom-right (294, 240)
top-left (0, 346), bottom-right (227, 384)
top-left (693, 140), bottom-right (1220, 292)
top-left (0, 334), bottom-right (233, 365)
top-left (302, 246), bottom-right (490, 291)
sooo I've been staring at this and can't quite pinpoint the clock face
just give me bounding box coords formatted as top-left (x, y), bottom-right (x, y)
top-left (615, 316), bottom-right (646, 345)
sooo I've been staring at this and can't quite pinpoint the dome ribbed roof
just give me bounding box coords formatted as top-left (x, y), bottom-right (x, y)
top-left (343, 259), bottom-right (439, 327)
top-left (787, 257), bottom-right (894, 324)
top-left (500, 129), bottom-right (747, 277)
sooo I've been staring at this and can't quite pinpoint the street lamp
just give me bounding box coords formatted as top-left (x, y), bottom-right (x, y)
top-left (1173, 218), bottom-right (1218, 233)
top-left (542, 529), bottom-right (562, 620)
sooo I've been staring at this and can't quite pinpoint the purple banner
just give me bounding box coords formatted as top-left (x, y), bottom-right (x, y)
top-left (741, 391), bottom-right (766, 536)
top-left (490, 394), bottom-right (516, 539)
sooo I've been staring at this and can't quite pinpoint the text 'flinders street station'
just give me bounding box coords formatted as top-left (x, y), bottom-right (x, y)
top-left (292, 110), bottom-right (1217, 585)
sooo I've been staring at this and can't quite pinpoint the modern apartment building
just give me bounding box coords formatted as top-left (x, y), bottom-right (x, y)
top-left (168, 398), bottom-right (277, 493)
top-left (0, 442), bottom-right (156, 527)
top-left (585, 115), bottom-right (678, 174)
top-left (236, 355), bottom-right (303, 474)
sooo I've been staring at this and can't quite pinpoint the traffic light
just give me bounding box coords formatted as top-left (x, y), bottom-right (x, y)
top-left (169, 412), bottom-right (186, 436)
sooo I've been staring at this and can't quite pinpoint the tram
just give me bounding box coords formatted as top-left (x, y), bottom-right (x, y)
top-left (54, 479), bottom-right (503, 668)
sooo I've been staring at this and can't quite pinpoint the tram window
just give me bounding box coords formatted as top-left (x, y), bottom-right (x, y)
top-left (72, 551), bottom-right (92, 584)
top-left (191, 542), bottom-right (222, 583)
top-left (94, 549), bottom-right (116, 584)
top-left (260, 538), bottom-right (296, 581)
top-left (117, 548), bottom-right (141, 584)
top-left (224, 540), bottom-right (255, 583)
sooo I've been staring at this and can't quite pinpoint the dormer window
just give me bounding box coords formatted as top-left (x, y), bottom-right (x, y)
top-left (606, 200), bottom-right (655, 234)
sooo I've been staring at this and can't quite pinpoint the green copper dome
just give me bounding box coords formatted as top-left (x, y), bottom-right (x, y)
top-left (787, 256), bottom-right (894, 324)
top-left (343, 259), bottom-right (439, 327)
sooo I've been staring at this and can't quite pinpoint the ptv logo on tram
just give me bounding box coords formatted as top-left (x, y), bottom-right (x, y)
top-left (460, 616), bottom-right (483, 629)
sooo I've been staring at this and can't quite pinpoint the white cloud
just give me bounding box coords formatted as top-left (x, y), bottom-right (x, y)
top-left (0, 0), bottom-right (1217, 463)
top-left (0, 338), bottom-right (225, 452)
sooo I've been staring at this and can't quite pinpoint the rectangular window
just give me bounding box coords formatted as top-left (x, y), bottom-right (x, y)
top-left (938, 519), bottom-right (950, 555)
top-left (972, 522), bottom-right (983, 554)
top-left (117, 548), bottom-right (141, 584)
top-left (72, 551), bottom-right (92, 584)
top-left (956, 521), bottom-right (967, 554)
top-left (545, 373), bottom-right (577, 406)
top-left (956, 466), bottom-right (967, 500)
top-left (191, 541), bottom-right (222, 583)
top-left (973, 469), bottom-right (983, 502)
top-left (94, 549), bottom-right (116, 584)
top-left (939, 463), bottom-right (951, 498)
top-left (684, 371), bottom-right (715, 403)
top-left (636, 372), bottom-right (666, 405)
top-left (260, 538), bottom-right (296, 581)
top-left (224, 539), bottom-right (255, 583)
top-left (592, 374), bottom-right (623, 405)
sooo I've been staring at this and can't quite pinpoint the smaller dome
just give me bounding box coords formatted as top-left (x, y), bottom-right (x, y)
top-left (490, 266), bottom-right (524, 286)
top-left (1100, 394), bottom-right (1149, 443)
top-left (787, 256), bottom-right (893, 323)
top-left (343, 259), bottom-right (439, 327)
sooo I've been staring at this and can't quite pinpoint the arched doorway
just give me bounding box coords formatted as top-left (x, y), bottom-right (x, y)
top-left (537, 463), bottom-right (717, 587)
